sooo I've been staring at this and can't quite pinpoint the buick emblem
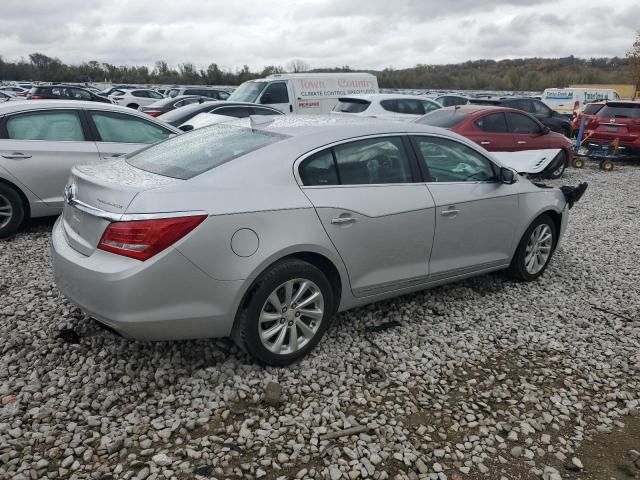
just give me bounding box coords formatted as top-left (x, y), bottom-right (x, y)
top-left (63, 184), bottom-right (77, 204)
top-left (610, 118), bottom-right (615, 123)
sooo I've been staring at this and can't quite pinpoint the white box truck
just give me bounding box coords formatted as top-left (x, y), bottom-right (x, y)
top-left (541, 87), bottom-right (620, 117)
top-left (227, 73), bottom-right (379, 114)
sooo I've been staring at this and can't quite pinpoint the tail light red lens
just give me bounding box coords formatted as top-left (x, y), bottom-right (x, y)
top-left (98, 215), bottom-right (207, 261)
top-left (144, 111), bottom-right (162, 117)
top-left (29, 95), bottom-right (44, 100)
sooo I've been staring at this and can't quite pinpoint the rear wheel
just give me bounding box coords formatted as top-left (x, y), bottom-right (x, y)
top-left (508, 215), bottom-right (557, 282)
top-left (573, 158), bottom-right (585, 168)
top-left (234, 259), bottom-right (334, 366)
top-left (599, 159), bottom-right (614, 171)
top-left (544, 151), bottom-right (567, 179)
top-left (0, 183), bottom-right (25, 238)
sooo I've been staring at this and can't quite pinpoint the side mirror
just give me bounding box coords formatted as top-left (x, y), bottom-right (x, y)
top-left (541, 126), bottom-right (551, 135)
top-left (500, 167), bottom-right (517, 184)
top-left (260, 92), bottom-right (273, 104)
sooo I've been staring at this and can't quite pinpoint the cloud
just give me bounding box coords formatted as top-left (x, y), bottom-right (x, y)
top-left (0, 0), bottom-right (636, 71)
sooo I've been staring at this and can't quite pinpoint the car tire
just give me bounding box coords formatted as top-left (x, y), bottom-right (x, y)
top-left (508, 214), bottom-right (557, 282)
top-left (0, 183), bottom-right (25, 238)
top-left (234, 259), bottom-right (334, 366)
top-left (544, 151), bottom-right (567, 179)
top-left (126, 103), bottom-right (139, 109)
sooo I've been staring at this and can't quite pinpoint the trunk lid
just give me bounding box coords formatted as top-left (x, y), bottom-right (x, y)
top-left (61, 159), bottom-right (179, 256)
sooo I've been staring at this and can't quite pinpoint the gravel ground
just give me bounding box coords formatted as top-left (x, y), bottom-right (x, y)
top-left (1, 164), bottom-right (639, 480)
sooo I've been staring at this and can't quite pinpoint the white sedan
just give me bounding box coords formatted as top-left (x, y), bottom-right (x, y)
top-left (332, 94), bottom-right (442, 121)
top-left (109, 89), bottom-right (165, 109)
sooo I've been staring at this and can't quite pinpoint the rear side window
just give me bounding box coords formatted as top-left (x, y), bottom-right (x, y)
top-left (7, 111), bottom-right (85, 141)
top-left (90, 111), bottom-right (172, 144)
top-left (475, 112), bottom-right (508, 133)
top-left (127, 125), bottom-right (289, 180)
top-left (381, 99), bottom-right (425, 115)
top-left (415, 109), bottom-right (470, 128)
top-left (598, 105), bottom-right (640, 119)
top-left (299, 150), bottom-right (338, 186)
top-left (333, 99), bottom-right (370, 113)
top-left (300, 137), bottom-right (413, 186)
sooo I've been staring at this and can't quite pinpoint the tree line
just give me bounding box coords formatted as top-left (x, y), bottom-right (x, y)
top-left (1, 52), bottom-right (637, 91)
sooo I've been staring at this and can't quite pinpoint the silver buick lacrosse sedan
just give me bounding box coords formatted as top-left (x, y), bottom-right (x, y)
top-left (52, 115), bottom-right (586, 365)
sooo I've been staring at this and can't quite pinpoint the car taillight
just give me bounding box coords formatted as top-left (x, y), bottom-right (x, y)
top-left (98, 215), bottom-right (207, 261)
top-left (29, 95), bottom-right (44, 100)
top-left (144, 110), bottom-right (162, 117)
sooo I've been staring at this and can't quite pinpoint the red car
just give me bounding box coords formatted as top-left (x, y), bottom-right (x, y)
top-left (581, 101), bottom-right (640, 156)
top-left (416, 105), bottom-right (574, 178)
top-left (572, 101), bottom-right (605, 134)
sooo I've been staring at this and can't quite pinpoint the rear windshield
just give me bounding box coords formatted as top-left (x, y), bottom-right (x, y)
top-left (333, 99), bottom-right (370, 113)
top-left (583, 103), bottom-right (604, 115)
top-left (415, 109), bottom-right (470, 128)
top-left (598, 105), bottom-right (640, 119)
top-left (127, 124), bottom-right (289, 180)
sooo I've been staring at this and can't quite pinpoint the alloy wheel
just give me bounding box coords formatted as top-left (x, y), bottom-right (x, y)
top-left (259, 278), bottom-right (324, 355)
top-left (0, 193), bottom-right (13, 230)
top-left (524, 224), bottom-right (553, 275)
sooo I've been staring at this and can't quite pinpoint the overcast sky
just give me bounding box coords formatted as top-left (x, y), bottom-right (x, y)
top-left (1, 0), bottom-right (638, 71)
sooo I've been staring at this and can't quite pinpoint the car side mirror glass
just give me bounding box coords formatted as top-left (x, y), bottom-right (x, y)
top-left (500, 167), bottom-right (517, 184)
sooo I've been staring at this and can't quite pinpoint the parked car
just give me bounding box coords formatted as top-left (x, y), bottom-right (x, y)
top-left (415, 105), bottom-right (573, 178)
top-left (0, 91), bottom-right (18, 102)
top-left (139, 95), bottom-right (211, 117)
top-left (331, 94), bottom-right (441, 121)
top-left (0, 100), bottom-right (180, 237)
top-left (580, 101), bottom-right (640, 156)
top-left (228, 73), bottom-right (379, 114)
top-left (98, 85), bottom-right (136, 97)
top-left (158, 101), bottom-right (283, 128)
top-left (434, 94), bottom-right (470, 107)
top-left (51, 115), bottom-right (586, 365)
top-left (0, 86), bottom-right (30, 97)
top-left (469, 96), bottom-right (573, 137)
top-left (26, 85), bottom-right (112, 103)
top-left (572, 101), bottom-right (605, 134)
top-left (110, 89), bottom-right (165, 109)
top-left (167, 87), bottom-right (230, 100)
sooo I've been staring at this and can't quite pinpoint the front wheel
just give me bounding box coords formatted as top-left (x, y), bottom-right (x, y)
top-left (508, 215), bottom-right (557, 282)
top-left (544, 151), bottom-right (567, 179)
top-left (599, 159), bottom-right (614, 171)
top-left (234, 259), bottom-right (334, 366)
top-left (0, 183), bottom-right (25, 238)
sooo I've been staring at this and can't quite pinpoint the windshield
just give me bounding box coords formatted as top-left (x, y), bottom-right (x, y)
top-left (127, 124), bottom-right (289, 180)
top-left (228, 81), bottom-right (267, 102)
top-left (598, 105), bottom-right (640, 119)
top-left (415, 109), bottom-right (470, 128)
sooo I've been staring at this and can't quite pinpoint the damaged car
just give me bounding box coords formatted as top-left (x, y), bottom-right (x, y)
top-left (52, 115), bottom-right (587, 365)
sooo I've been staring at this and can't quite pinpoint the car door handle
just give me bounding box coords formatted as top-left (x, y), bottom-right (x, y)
top-left (1, 152), bottom-right (32, 159)
top-left (480, 141), bottom-right (491, 145)
top-left (517, 141), bottom-right (527, 144)
top-left (331, 216), bottom-right (357, 225)
top-left (102, 154), bottom-right (123, 160)
top-left (441, 208), bottom-right (460, 217)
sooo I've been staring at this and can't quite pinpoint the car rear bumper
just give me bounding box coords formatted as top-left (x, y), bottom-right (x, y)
top-left (51, 217), bottom-right (243, 341)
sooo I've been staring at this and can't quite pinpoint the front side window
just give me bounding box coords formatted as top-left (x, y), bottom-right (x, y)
top-left (475, 112), bottom-right (508, 133)
top-left (532, 100), bottom-right (552, 116)
top-left (422, 100), bottom-right (441, 113)
top-left (414, 136), bottom-right (496, 183)
top-left (127, 124), bottom-right (289, 180)
top-left (506, 112), bottom-right (541, 134)
top-left (132, 91), bottom-right (148, 98)
top-left (261, 82), bottom-right (289, 104)
top-left (90, 111), bottom-right (172, 144)
top-left (148, 91), bottom-right (163, 99)
top-left (7, 111), bottom-right (84, 141)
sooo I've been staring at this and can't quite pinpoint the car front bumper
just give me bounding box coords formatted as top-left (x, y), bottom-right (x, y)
top-left (51, 217), bottom-right (243, 341)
